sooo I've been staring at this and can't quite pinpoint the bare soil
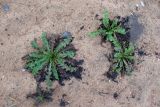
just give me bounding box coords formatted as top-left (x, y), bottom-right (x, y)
top-left (0, 0), bottom-right (160, 107)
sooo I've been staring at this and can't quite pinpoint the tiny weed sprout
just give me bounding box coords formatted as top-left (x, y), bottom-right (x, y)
top-left (27, 83), bottom-right (53, 106)
top-left (89, 10), bottom-right (135, 81)
top-left (23, 32), bottom-right (83, 105)
top-left (113, 44), bottom-right (134, 75)
top-left (89, 10), bottom-right (126, 49)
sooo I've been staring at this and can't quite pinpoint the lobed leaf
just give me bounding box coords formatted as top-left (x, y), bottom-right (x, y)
top-left (45, 63), bottom-right (52, 87)
top-left (111, 19), bottom-right (118, 28)
top-left (89, 29), bottom-right (106, 38)
top-left (55, 37), bottom-right (72, 52)
top-left (41, 32), bottom-right (50, 52)
top-left (60, 50), bottom-right (76, 58)
top-left (31, 57), bottom-right (49, 76)
top-left (57, 60), bottom-right (76, 72)
top-left (31, 39), bottom-right (39, 49)
top-left (124, 44), bottom-right (134, 55)
top-left (115, 27), bottom-right (126, 35)
top-left (29, 52), bottom-right (44, 59)
top-left (102, 10), bottom-right (109, 28)
top-left (51, 63), bottom-right (59, 80)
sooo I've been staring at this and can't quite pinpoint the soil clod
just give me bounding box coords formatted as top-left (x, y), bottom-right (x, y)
top-left (59, 94), bottom-right (69, 107)
top-left (113, 92), bottom-right (119, 99)
top-left (80, 26), bottom-right (84, 30)
top-left (155, 52), bottom-right (160, 59)
top-left (138, 50), bottom-right (147, 56)
top-left (105, 71), bottom-right (118, 83)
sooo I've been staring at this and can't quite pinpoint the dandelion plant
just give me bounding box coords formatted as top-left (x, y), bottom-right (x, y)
top-left (24, 32), bottom-right (82, 87)
top-left (89, 10), bottom-right (135, 81)
top-left (89, 10), bottom-right (126, 50)
top-left (113, 44), bottom-right (134, 75)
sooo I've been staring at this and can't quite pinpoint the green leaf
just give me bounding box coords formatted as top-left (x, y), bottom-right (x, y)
top-left (29, 52), bottom-right (44, 58)
top-left (112, 63), bottom-right (119, 71)
top-left (102, 10), bottom-right (109, 28)
top-left (60, 51), bottom-right (76, 58)
top-left (111, 19), bottom-right (118, 28)
top-left (106, 31), bottom-right (113, 35)
top-left (114, 52), bottom-right (121, 58)
top-left (51, 64), bottom-right (59, 80)
top-left (119, 61), bottom-right (123, 67)
top-left (115, 27), bottom-right (126, 35)
top-left (31, 39), bottom-right (39, 49)
top-left (89, 29), bottom-right (106, 37)
top-left (57, 60), bottom-right (76, 72)
top-left (107, 34), bottom-right (115, 42)
top-left (45, 63), bottom-right (52, 87)
top-left (123, 59), bottom-right (128, 67)
top-left (109, 36), bottom-right (121, 49)
top-left (126, 56), bottom-right (134, 61)
top-left (31, 57), bottom-right (49, 75)
top-left (115, 67), bottom-right (122, 73)
top-left (114, 46), bottom-right (122, 52)
top-left (41, 32), bottom-right (50, 52)
top-left (112, 39), bottom-right (121, 49)
top-left (125, 45), bottom-right (134, 55)
top-left (55, 37), bottom-right (72, 52)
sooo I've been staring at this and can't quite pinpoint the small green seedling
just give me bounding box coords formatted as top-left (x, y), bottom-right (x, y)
top-left (27, 84), bottom-right (53, 106)
top-left (89, 10), bottom-right (135, 80)
top-left (89, 10), bottom-right (126, 49)
top-left (113, 44), bottom-right (134, 75)
top-left (24, 32), bottom-right (77, 87)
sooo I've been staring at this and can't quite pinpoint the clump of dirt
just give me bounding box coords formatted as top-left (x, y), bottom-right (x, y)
top-left (137, 49), bottom-right (147, 56)
top-left (113, 92), bottom-right (119, 99)
top-left (105, 71), bottom-right (118, 83)
top-left (59, 94), bottom-right (69, 107)
top-left (155, 52), bottom-right (160, 59)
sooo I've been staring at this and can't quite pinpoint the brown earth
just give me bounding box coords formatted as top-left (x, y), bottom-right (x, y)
top-left (0, 0), bottom-right (160, 107)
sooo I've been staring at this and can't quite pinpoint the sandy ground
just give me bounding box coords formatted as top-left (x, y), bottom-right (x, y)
top-left (0, 0), bottom-right (160, 107)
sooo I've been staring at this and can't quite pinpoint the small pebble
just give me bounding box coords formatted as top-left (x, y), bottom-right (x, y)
top-left (140, 1), bottom-right (145, 7)
top-left (136, 4), bottom-right (139, 10)
top-left (80, 26), bottom-right (84, 30)
top-left (138, 50), bottom-right (147, 56)
top-left (2, 75), bottom-right (5, 79)
top-left (2, 4), bottom-right (10, 12)
top-left (113, 92), bottom-right (119, 99)
top-left (62, 31), bottom-right (72, 38)
top-left (136, 4), bottom-right (139, 7)
top-left (1, 51), bottom-right (4, 56)
top-left (21, 69), bottom-right (26, 72)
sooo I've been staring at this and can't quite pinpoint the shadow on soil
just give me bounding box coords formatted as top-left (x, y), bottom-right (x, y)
top-left (129, 14), bottom-right (144, 42)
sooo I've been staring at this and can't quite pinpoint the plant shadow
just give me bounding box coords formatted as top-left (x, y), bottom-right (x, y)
top-left (128, 14), bottom-right (144, 42)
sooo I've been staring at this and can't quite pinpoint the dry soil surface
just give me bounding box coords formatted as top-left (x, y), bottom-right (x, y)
top-left (0, 0), bottom-right (160, 107)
